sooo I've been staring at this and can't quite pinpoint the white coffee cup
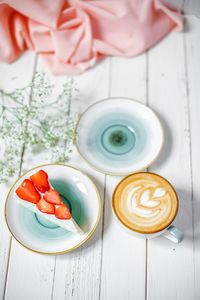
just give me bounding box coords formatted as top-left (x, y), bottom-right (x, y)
top-left (112, 172), bottom-right (184, 243)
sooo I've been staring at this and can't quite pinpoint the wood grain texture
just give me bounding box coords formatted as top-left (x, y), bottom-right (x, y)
top-left (184, 16), bottom-right (200, 300)
top-left (4, 59), bottom-right (86, 300)
top-left (3, 57), bottom-right (59, 300)
top-left (147, 21), bottom-right (194, 300)
top-left (52, 59), bottom-right (110, 300)
top-left (0, 52), bottom-right (36, 300)
top-left (100, 55), bottom-right (147, 300)
top-left (165, 0), bottom-right (200, 15)
top-left (184, 0), bottom-right (200, 15)
top-left (165, 0), bottom-right (184, 10)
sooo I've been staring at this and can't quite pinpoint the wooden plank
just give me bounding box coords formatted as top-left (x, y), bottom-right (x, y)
top-left (100, 55), bottom-right (147, 300)
top-left (52, 59), bottom-right (110, 300)
top-left (165, 0), bottom-right (200, 15)
top-left (165, 0), bottom-right (184, 10)
top-left (184, 0), bottom-right (200, 15)
top-left (147, 20), bottom-right (194, 299)
top-left (184, 16), bottom-right (200, 300)
top-left (3, 60), bottom-right (70, 300)
top-left (0, 52), bottom-right (36, 300)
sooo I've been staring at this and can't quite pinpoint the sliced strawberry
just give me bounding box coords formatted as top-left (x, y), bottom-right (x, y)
top-left (30, 170), bottom-right (50, 193)
top-left (43, 189), bottom-right (62, 205)
top-left (55, 204), bottom-right (71, 220)
top-left (16, 179), bottom-right (41, 204)
top-left (36, 198), bottom-right (55, 214)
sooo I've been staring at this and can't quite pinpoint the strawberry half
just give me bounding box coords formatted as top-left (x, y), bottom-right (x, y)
top-left (55, 204), bottom-right (71, 220)
top-left (44, 189), bottom-right (62, 205)
top-left (36, 198), bottom-right (55, 214)
top-left (30, 170), bottom-right (50, 193)
top-left (16, 179), bottom-right (41, 204)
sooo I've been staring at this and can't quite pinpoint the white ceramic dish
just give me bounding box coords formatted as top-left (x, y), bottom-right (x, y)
top-left (5, 164), bottom-right (101, 254)
top-left (75, 98), bottom-right (164, 175)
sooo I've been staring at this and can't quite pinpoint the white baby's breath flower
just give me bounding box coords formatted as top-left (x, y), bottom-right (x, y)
top-left (0, 72), bottom-right (78, 183)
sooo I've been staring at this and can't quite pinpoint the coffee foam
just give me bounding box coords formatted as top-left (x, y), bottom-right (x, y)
top-left (113, 173), bottom-right (178, 234)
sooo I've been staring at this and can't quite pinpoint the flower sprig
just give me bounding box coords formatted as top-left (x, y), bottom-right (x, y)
top-left (0, 72), bottom-right (78, 184)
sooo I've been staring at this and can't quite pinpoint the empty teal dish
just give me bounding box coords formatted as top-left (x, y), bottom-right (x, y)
top-left (75, 98), bottom-right (163, 175)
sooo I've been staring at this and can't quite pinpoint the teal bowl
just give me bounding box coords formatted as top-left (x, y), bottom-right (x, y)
top-left (5, 164), bottom-right (101, 254)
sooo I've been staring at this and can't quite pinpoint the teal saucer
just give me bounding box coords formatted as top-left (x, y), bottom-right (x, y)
top-left (75, 98), bottom-right (164, 175)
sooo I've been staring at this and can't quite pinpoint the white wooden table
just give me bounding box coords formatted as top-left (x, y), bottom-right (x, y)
top-left (1, 4), bottom-right (200, 300)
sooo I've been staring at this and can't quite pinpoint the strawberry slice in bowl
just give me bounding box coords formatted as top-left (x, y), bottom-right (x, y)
top-left (5, 164), bottom-right (101, 254)
top-left (37, 198), bottom-right (55, 214)
top-left (44, 189), bottom-right (62, 205)
top-left (55, 203), bottom-right (71, 219)
top-left (30, 170), bottom-right (50, 193)
top-left (16, 169), bottom-right (83, 235)
top-left (16, 179), bottom-right (41, 204)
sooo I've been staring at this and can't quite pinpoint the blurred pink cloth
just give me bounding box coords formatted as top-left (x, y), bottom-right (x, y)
top-left (0, 0), bottom-right (183, 75)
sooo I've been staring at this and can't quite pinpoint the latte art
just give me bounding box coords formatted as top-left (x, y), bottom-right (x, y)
top-left (113, 173), bottom-right (178, 234)
top-left (127, 187), bottom-right (166, 218)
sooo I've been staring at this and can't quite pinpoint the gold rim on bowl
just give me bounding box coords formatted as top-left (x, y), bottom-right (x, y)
top-left (4, 163), bottom-right (101, 255)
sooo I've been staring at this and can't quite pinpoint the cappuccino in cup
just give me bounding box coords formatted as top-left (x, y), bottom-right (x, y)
top-left (112, 172), bottom-right (179, 235)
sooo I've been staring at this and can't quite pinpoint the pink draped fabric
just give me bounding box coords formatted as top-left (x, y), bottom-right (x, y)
top-left (0, 0), bottom-right (183, 75)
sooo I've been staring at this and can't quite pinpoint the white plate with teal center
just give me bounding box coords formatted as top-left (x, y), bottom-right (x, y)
top-left (76, 98), bottom-right (164, 175)
top-left (5, 164), bottom-right (101, 254)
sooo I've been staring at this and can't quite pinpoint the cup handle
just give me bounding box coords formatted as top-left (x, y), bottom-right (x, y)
top-left (161, 225), bottom-right (184, 243)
